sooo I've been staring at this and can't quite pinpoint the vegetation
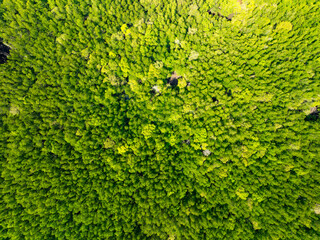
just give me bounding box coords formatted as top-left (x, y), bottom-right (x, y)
top-left (0, 0), bottom-right (319, 239)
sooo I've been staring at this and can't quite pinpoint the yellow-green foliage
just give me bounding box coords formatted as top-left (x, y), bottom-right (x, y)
top-left (0, 0), bottom-right (319, 239)
top-left (142, 124), bottom-right (156, 139)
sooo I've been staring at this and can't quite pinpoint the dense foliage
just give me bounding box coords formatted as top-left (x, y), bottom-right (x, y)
top-left (0, 0), bottom-right (319, 239)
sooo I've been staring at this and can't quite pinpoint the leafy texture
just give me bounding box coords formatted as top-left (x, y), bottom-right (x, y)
top-left (0, 0), bottom-right (319, 239)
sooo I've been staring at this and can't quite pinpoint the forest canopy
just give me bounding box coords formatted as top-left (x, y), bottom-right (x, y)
top-left (0, 0), bottom-right (319, 239)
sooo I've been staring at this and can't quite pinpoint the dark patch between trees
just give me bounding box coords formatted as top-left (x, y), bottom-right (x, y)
top-left (212, 97), bottom-right (219, 103)
top-left (167, 71), bottom-right (182, 87)
top-left (207, 9), bottom-right (235, 21)
top-left (0, 40), bottom-right (10, 64)
top-left (305, 106), bottom-right (319, 121)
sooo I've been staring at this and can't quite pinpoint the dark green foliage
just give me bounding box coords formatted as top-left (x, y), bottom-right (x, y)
top-left (0, 0), bottom-right (319, 239)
